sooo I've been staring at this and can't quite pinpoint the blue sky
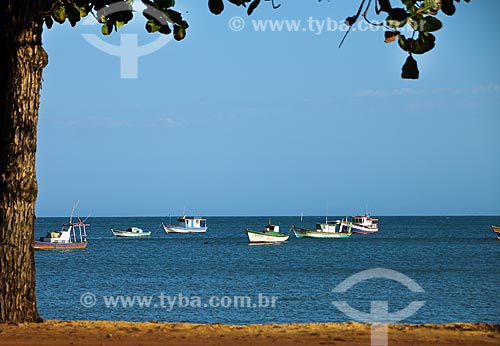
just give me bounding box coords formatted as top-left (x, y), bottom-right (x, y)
top-left (36, 1), bottom-right (500, 217)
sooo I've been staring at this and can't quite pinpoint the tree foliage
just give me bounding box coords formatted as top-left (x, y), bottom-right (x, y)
top-left (42, 0), bottom-right (469, 79)
top-left (43, 1), bottom-right (189, 40)
top-left (206, 0), bottom-right (470, 79)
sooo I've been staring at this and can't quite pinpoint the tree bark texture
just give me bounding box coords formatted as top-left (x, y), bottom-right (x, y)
top-left (0, 0), bottom-right (50, 323)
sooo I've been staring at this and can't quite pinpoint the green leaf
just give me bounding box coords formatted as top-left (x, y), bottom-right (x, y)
top-left (52, 5), bottom-right (66, 24)
top-left (166, 9), bottom-right (183, 24)
top-left (411, 32), bottom-right (436, 54)
top-left (74, 4), bottom-right (91, 18)
top-left (146, 19), bottom-right (162, 33)
top-left (402, 0), bottom-right (415, 12)
top-left (423, 0), bottom-right (441, 11)
top-left (441, 0), bottom-right (456, 15)
top-left (157, 0), bottom-right (175, 11)
top-left (398, 34), bottom-right (410, 52)
top-left (173, 25), bottom-right (186, 41)
top-left (209, 0), bottom-right (224, 15)
top-left (118, 10), bottom-right (134, 24)
top-left (66, 5), bottom-right (81, 27)
top-left (101, 22), bottom-right (112, 35)
top-left (159, 24), bottom-right (172, 35)
top-left (377, 0), bottom-right (392, 13)
top-left (408, 14), bottom-right (424, 31)
top-left (384, 31), bottom-right (398, 43)
top-left (387, 8), bottom-right (409, 28)
top-left (422, 16), bottom-right (442, 32)
top-left (402, 55), bottom-right (419, 79)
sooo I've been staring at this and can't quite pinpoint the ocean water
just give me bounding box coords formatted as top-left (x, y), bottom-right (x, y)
top-left (34, 216), bottom-right (500, 324)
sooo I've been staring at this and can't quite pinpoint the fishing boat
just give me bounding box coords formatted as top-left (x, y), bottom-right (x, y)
top-left (292, 219), bottom-right (352, 239)
top-left (340, 214), bottom-right (379, 234)
top-left (34, 207), bottom-right (89, 250)
top-left (162, 215), bottom-right (207, 233)
top-left (111, 227), bottom-right (151, 237)
top-left (246, 219), bottom-right (289, 243)
top-left (492, 226), bottom-right (500, 240)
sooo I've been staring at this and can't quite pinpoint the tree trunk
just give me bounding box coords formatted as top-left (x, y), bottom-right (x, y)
top-left (0, 1), bottom-right (49, 323)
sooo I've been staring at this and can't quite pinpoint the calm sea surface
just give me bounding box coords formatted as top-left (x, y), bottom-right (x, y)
top-left (34, 216), bottom-right (500, 324)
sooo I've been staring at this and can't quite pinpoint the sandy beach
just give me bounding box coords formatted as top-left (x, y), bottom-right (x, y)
top-left (0, 320), bottom-right (498, 346)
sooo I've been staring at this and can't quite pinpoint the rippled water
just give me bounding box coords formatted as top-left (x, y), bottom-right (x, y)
top-left (35, 216), bottom-right (500, 324)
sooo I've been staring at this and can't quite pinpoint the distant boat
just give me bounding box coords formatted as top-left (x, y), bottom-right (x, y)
top-left (340, 214), bottom-right (379, 234)
top-left (162, 215), bottom-right (207, 233)
top-left (492, 226), bottom-right (500, 240)
top-left (111, 227), bottom-right (151, 237)
top-left (292, 219), bottom-right (351, 239)
top-left (34, 206), bottom-right (89, 250)
top-left (246, 219), bottom-right (289, 243)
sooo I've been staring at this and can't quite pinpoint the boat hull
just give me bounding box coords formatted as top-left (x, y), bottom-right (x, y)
top-left (33, 241), bottom-right (87, 250)
top-left (163, 224), bottom-right (207, 233)
top-left (246, 230), bottom-right (289, 243)
top-left (111, 230), bottom-right (151, 237)
top-left (293, 228), bottom-right (351, 239)
top-left (492, 226), bottom-right (500, 240)
top-left (340, 223), bottom-right (378, 234)
top-left (341, 215), bottom-right (379, 234)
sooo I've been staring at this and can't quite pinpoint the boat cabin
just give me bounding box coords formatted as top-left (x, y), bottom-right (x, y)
top-left (265, 224), bottom-right (280, 233)
top-left (352, 215), bottom-right (378, 227)
top-left (39, 224), bottom-right (73, 243)
top-left (39, 221), bottom-right (88, 244)
top-left (316, 220), bottom-right (340, 233)
top-left (177, 216), bottom-right (206, 229)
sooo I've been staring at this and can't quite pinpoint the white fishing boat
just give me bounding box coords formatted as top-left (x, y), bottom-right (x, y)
top-left (34, 205), bottom-right (89, 250)
top-left (162, 215), bottom-right (207, 233)
top-left (292, 220), bottom-right (352, 239)
top-left (111, 227), bottom-right (151, 237)
top-left (246, 219), bottom-right (289, 243)
top-left (292, 216), bottom-right (352, 239)
top-left (340, 214), bottom-right (379, 234)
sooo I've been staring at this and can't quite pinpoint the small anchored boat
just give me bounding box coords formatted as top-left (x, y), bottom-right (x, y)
top-left (292, 226), bottom-right (352, 239)
top-left (34, 206), bottom-right (89, 250)
top-left (162, 215), bottom-right (207, 233)
top-left (292, 218), bottom-right (352, 239)
top-left (339, 214), bottom-right (379, 234)
top-left (246, 219), bottom-right (289, 243)
top-left (111, 227), bottom-right (151, 237)
top-left (492, 226), bottom-right (500, 240)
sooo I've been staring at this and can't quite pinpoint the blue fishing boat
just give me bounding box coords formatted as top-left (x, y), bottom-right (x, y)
top-left (340, 214), bottom-right (379, 234)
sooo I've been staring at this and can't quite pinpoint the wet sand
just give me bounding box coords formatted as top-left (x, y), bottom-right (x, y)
top-left (0, 320), bottom-right (498, 346)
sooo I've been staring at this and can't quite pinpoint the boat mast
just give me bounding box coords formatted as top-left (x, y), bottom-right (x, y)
top-left (69, 201), bottom-right (79, 224)
top-left (70, 203), bottom-right (77, 243)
